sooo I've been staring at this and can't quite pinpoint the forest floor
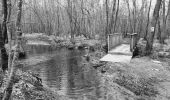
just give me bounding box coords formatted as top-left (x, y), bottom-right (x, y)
top-left (98, 57), bottom-right (170, 100)
top-left (84, 48), bottom-right (170, 100)
top-left (92, 39), bottom-right (170, 100)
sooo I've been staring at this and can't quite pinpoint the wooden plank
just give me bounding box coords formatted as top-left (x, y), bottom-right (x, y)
top-left (100, 54), bottom-right (132, 63)
top-left (108, 44), bottom-right (131, 54)
top-left (101, 44), bottom-right (132, 63)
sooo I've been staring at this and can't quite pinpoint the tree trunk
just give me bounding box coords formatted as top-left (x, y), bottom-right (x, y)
top-left (132, 0), bottom-right (137, 33)
top-left (126, 0), bottom-right (133, 33)
top-left (157, 18), bottom-right (161, 41)
top-left (144, 0), bottom-right (152, 40)
top-left (108, 0), bottom-right (116, 34)
top-left (1, 0), bottom-right (8, 72)
top-left (105, 0), bottom-right (109, 53)
top-left (7, 0), bottom-right (12, 71)
top-left (137, 0), bottom-right (145, 38)
top-left (145, 0), bottom-right (162, 55)
top-left (160, 0), bottom-right (166, 43)
top-left (113, 0), bottom-right (119, 33)
top-left (2, 0), bottom-right (23, 100)
top-left (166, 0), bottom-right (170, 38)
top-left (67, 0), bottom-right (74, 41)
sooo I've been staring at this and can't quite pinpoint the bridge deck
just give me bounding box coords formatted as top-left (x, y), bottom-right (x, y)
top-left (100, 44), bottom-right (132, 63)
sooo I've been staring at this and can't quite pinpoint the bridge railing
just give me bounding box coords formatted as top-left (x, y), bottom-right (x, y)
top-left (108, 33), bottom-right (138, 52)
top-left (108, 33), bottom-right (123, 51)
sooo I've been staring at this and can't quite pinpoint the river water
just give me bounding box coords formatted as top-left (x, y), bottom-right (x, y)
top-left (24, 45), bottom-right (104, 100)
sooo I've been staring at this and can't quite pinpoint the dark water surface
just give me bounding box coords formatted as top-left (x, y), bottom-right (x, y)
top-left (25, 45), bottom-right (103, 100)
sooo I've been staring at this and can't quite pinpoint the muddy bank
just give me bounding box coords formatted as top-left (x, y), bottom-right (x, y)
top-left (0, 72), bottom-right (71, 100)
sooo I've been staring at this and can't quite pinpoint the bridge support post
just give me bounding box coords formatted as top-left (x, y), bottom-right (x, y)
top-left (108, 35), bottom-right (110, 52)
top-left (129, 33), bottom-right (138, 52)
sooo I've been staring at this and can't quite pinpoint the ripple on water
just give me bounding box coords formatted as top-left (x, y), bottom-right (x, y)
top-left (25, 45), bottom-right (102, 100)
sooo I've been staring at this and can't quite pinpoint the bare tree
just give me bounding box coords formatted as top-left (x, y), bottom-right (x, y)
top-left (137, 0), bottom-right (145, 38)
top-left (105, 0), bottom-right (109, 53)
top-left (7, 0), bottom-right (12, 71)
top-left (2, 0), bottom-right (23, 99)
top-left (113, 0), bottom-right (120, 33)
top-left (146, 0), bottom-right (162, 55)
top-left (144, 0), bottom-right (152, 40)
top-left (67, 0), bottom-right (74, 40)
top-left (132, 0), bottom-right (137, 33)
top-left (0, 0), bottom-right (8, 72)
top-left (160, 0), bottom-right (166, 43)
top-left (157, 17), bottom-right (161, 41)
top-left (126, 0), bottom-right (133, 33)
top-left (166, 0), bottom-right (170, 38)
top-left (108, 0), bottom-right (116, 34)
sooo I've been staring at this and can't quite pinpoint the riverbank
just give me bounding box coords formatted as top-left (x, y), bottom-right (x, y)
top-left (100, 57), bottom-right (170, 100)
top-left (23, 33), bottom-right (101, 49)
top-left (86, 39), bottom-right (170, 100)
top-left (0, 54), bottom-right (74, 100)
top-left (84, 49), bottom-right (170, 100)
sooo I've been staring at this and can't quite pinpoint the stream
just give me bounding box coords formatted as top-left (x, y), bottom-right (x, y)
top-left (24, 45), bottom-right (104, 100)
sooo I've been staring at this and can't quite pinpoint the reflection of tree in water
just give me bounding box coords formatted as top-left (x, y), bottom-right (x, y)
top-left (27, 45), bottom-right (55, 55)
top-left (66, 50), bottom-right (101, 98)
top-left (67, 50), bottom-right (79, 93)
top-left (26, 47), bottom-right (102, 98)
top-left (42, 58), bottom-right (62, 88)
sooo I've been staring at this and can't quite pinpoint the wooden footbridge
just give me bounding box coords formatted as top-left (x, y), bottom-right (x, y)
top-left (100, 33), bottom-right (137, 63)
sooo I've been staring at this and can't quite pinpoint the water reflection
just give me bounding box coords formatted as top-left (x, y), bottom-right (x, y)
top-left (25, 45), bottom-right (102, 100)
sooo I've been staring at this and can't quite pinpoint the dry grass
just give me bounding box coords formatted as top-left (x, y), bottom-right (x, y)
top-left (114, 72), bottom-right (159, 96)
top-left (102, 57), bottom-right (170, 99)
